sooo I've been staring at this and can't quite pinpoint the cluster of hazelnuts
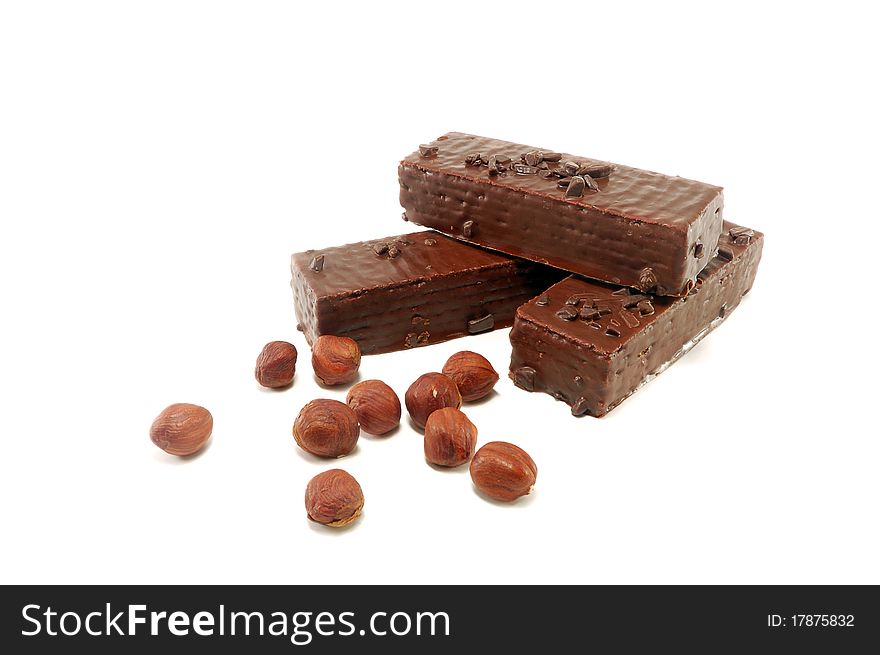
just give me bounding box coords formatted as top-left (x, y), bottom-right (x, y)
top-left (149, 335), bottom-right (537, 529)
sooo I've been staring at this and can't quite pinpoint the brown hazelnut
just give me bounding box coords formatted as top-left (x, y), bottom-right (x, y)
top-left (404, 372), bottom-right (462, 430)
top-left (346, 380), bottom-right (401, 435)
top-left (470, 441), bottom-right (537, 502)
top-left (254, 340), bottom-right (298, 388)
top-left (293, 399), bottom-right (360, 457)
top-left (305, 469), bottom-right (364, 527)
top-left (149, 403), bottom-right (213, 456)
top-left (311, 335), bottom-right (361, 385)
top-left (424, 407), bottom-right (477, 467)
top-left (441, 350), bottom-right (499, 402)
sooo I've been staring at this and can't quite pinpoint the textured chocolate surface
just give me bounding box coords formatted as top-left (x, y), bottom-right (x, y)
top-left (291, 231), bottom-right (564, 355)
top-left (508, 222), bottom-right (763, 417)
top-left (400, 132), bottom-right (724, 296)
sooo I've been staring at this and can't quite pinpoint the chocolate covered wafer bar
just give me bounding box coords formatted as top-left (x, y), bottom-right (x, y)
top-left (400, 132), bottom-right (724, 296)
top-left (508, 222), bottom-right (763, 417)
top-left (291, 231), bottom-right (565, 355)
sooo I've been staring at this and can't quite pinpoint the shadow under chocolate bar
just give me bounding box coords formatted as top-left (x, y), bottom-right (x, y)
top-left (291, 231), bottom-right (565, 355)
top-left (399, 132), bottom-right (724, 297)
top-left (509, 222), bottom-right (763, 417)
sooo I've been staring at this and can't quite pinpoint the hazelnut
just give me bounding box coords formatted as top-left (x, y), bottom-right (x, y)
top-left (424, 407), bottom-right (477, 467)
top-left (149, 403), bottom-right (213, 456)
top-left (311, 335), bottom-right (361, 385)
top-left (293, 399), bottom-right (360, 457)
top-left (305, 469), bottom-right (364, 527)
top-left (470, 441), bottom-right (537, 502)
top-left (346, 380), bottom-right (401, 435)
top-left (254, 340), bottom-right (298, 388)
top-left (441, 350), bottom-right (499, 402)
top-left (404, 372), bottom-right (462, 430)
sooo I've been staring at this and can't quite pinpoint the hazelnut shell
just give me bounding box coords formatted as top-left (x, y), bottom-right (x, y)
top-left (293, 399), bottom-right (360, 458)
top-left (470, 441), bottom-right (537, 502)
top-left (346, 380), bottom-right (401, 435)
top-left (442, 351), bottom-right (499, 402)
top-left (424, 407), bottom-right (478, 467)
top-left (149, 403), bottom-right (213, 456)
top-left (404, 372), bottom-right (462, 429)
top-left (255, 340), bottom-right (298, 388)
top-left (311, 335), bottom-right (361, 386)
top-left (305, 469), bottom-right (364, 527)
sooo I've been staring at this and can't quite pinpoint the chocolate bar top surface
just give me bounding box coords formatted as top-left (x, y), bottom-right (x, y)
top-left (515, 222), bottom-right (763, 357)
top-left (402, 132), bottom-right (723, 229)
top-left (291, 231), bottom-right (525, 297)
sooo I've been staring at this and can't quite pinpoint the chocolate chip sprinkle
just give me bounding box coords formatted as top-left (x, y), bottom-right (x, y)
top-left (636, 300), bottom-right (655, 316)
top-left (373, 243), bottom-right (389, 256)
top-left (556, 306), bottom-right (578, 321)
top-left (462, 220), bottom-right (474, 237)
top-left (579, 307), bottom-right (600, 321)
top-left (557, 178), bottom-right (571, 189)
top-left (605, 327), bottom-right (621, 337)
top-left (541, 152), bottom-right (562, 162)
top-left (513, 366), bottom-right (537, 392)
top-left (718, 247), bottom-right (734, 261)
top-left (622, 294), bottom-right (649, 309)
top-left (571, 396), bottom-right (590, 416)
top-left (535, 294), bottom-right (550, 306)
top-left (418, 144), bottom-right (439, 157)
top-left (387, 244), bottom-right (401, 258)
top-left (424, 238), bottom-right (436, 246)
top-left (464, 153), bottom-right (483, 166)
top-left (309, 254), bottom-right (325, 272)
top-left (582, 175), bottom-right (600, 192)
top-left (467, 314), bottom-right (494, 334)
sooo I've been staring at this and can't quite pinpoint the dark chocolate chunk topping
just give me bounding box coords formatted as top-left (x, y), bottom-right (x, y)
top-left (571, 396), bottom-right (591, 416)
top-left (718, 247), bottom-right (734, 261)
top-left (535, 294), bottom-right (550, 306)
top-left (513, 366), bottom-right (537, 392)
top-left (541, 152), bottom-right (562, 162)
top-left (576, 163), bottom-right (613, 179)
top-left (464, 153), bottom-right (483, 165)
top-left (605, 327), bottom-right (621, 337)
top-left (556, 306), bottom-right (578, 321)
top-left (637, 299), bottom-right (655, 316)
top-left (468, 314), bottom-right (495, 334)
top-left (562, 160), bottom-right (580, 175)
top-left (582, 175), bottom-right (600, 192)
top-left (580, 307), bottom-right (600, 321)
top-left (419, 144), bottom-right (439, 157)
top-left (513, 163), bottom-right (539, 175)
top-left (462, 220), bottom-right (475, 237)
top-left (424, 238), bottom-right (436, 246)
top-left (565, 175), bottom-right (586, 198)
top-left (729, 226), bottom-right (754, 245)
top-left (309, 254), bottom-right (325, 272)
top-left (373, 243), bottom-right (389, 256)
top-left (524, 151), bottom-right (543, 167)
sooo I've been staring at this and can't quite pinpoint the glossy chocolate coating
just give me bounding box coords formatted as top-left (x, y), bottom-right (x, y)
top-left (291, 231), bottom-right (564, 355)
top-left (508, 222), bottom-right (763, 417)
top-left (399, 132), bottom-right (724, 296)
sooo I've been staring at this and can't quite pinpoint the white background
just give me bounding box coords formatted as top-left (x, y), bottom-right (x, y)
top-left (1, 1), bottom-right (877, 585)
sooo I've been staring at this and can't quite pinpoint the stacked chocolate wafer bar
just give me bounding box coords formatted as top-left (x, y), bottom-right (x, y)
top-left (292, 132), bottom-right (763, 417)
